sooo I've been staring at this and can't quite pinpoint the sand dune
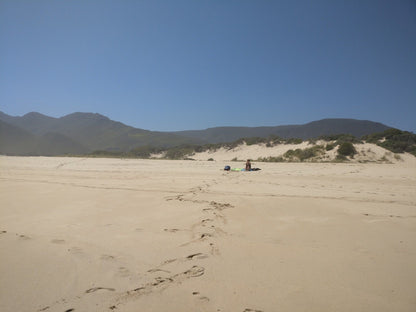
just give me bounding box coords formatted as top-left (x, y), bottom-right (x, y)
top-left (188, 141), bottom-right (416, 164)
top-left (0, 154), bottom-right (415, 312)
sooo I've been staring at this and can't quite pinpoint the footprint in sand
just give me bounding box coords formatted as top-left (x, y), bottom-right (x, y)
top-left (200, 233), bottom-right (213, 239)
top-left (165, 194), bottom-right (185, 202)
top-left (210, 201), bottom-right (233, 210)
top-left (148, 253), bottom-right (208, 274)
top-left (201, 218), bottom-right (214, 226)
top-left (17, 234), bottom-right (31, 240)
top-left (51, 239), bottom-right (66, 244)
top-left (181, 233), bottom-right (214, 246)
top-left (192, 291), bottom-right (210, 301)
top-left (209, 242), bottom-right (220, 255)
top-left (162, 258), bottom-right (177, 265)
top-left (131, 265), bottom-right (205, 294)
top-left (100, 254), bottom-right (115, 261)
top-left (68, 247), bottom-right (84, 255)
top-left (164, 228), bottom-right (181, 233)
top-left (85, 287), bottom-right (115, 293)
top-left (117, 266), bottom-right (131, 277)
top-left (199, 296), bottom-right (210, 302)
top-left (186, 253), bottom-right (209, 260)
top-left (148, 268), bottom-right (171, 273)
top-left (183, 265), bottom-right (205, 278)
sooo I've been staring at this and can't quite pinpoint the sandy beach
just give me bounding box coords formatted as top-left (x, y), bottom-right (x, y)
top-left (1, 155), bottom-right (415, 312)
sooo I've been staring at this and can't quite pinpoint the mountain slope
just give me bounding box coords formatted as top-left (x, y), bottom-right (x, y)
top-left (0, 120), bottom-right (38, 155)
top-left (173, 119), bottom-right (391, 143)
top-left (55, 113), bottom-right (200, 151)
top-left (36, 132), bottom-right (89, 156)
top-left (0, 111), bottom-right (58, 135)
top-left (0, 119), bottom-right (88, 156)
top-left (0, 112), bottom-right (201, 154)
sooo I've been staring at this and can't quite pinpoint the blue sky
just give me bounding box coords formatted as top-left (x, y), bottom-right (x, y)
top-left (1, 0), bottom-right (415, 132)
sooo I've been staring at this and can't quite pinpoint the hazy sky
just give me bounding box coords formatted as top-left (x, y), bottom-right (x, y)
top-left (1, 0), bottom-right (415, 132)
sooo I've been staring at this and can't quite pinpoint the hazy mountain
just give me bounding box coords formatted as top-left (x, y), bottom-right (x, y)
top-left (0, 119), bottom-right (88, 156)
top-left (52, 112), bottom-right (201, 151)
top-left (36, 132), bottom-right (89, 156)
top-left (0, 120), bottom-right (38, 155)
top-left (0, 111), bottom-right (200, 155)
top-left (0, 111), bottom-right (392, 156)
top-left (173, 119), bottom-right (391, 143)
top-left (0, 112), bottom-right (58, 135)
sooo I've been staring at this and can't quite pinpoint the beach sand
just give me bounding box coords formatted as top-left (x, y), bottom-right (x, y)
top-left (1, 155), bottom-right (415, 312)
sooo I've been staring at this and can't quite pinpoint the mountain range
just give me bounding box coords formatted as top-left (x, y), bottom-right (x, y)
top-left (0, 111), bottom-right (391, 156)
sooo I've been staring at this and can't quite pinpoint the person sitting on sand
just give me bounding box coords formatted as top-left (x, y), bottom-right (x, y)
top-left (245, 159), bottom-right (251, 171)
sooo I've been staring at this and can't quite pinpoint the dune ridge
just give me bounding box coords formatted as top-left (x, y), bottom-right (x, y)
top-left (154, 141), bottom-right (416, 165)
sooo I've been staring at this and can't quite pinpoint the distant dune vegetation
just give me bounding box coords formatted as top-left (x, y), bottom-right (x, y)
top-left (89, 130), bottom-right (416, 163)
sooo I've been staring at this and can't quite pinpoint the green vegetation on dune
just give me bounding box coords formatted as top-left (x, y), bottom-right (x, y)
top-left (128, 145), bottom-right (163, 158)
top-left (318, 133), bottom-right (362, 143)
top-left (164, 145), bottom-right (196, 160)
top-left (363, 129), bottom-right (416, 156)
top-left (257, 156), bottom-right (285, 162)
top-left (86, 130), bottom-right (416, 161)
top-left (89, 150), bottom-right (126, 158)
top-left (259, 145), bottom-right (325, 162)
top-left (336, 142), bottom-right (357, 160)
top-left (286, 145), bottom-right (326, 161)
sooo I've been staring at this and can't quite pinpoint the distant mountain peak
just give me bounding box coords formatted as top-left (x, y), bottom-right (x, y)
top-left (61, 112), bottom-right (110, 120)
top-left (23, 112), bottom-right (48, 117)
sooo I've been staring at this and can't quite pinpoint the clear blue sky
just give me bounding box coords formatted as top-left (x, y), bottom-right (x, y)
top-left (1, 0), bottom-right (415, 132)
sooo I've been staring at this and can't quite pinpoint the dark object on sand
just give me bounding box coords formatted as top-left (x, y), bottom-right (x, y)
top-left (224, 165), bottom-right (261, 171)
